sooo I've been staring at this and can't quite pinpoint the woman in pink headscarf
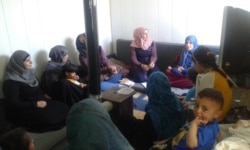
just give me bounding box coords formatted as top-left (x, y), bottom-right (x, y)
top-left (130, 27), bottom-right (160, 82)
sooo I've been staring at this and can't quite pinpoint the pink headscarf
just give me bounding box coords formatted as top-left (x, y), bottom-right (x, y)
top-left (130, 27), bottom-right (153, 50)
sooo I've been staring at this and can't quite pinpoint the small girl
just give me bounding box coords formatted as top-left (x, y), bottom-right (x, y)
top-left (61, 63), bottom-right (87, 88)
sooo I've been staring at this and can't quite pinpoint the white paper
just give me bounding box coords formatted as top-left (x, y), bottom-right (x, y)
top-left (171, 87), bottom-right (189, 96)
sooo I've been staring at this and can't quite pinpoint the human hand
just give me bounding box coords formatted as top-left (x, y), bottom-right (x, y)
top-left (44, 94), bottom-right (52, 100)
top-left (149, 62), bottom-right (155, 69)
top-left (181, 99), bottom-right (189, 109)
top-left (79, 83), bottom-right (87, 88)
top-left (140, 64), bottom-right (149, 71)
top-left (177, 66), bottom-right (184, 72)
top-left (37, 100), bottom-right (47, 108)
top-left (192, 114), bottom-right (208, 126)
top-left (108, 65), bottom-right (118, 75)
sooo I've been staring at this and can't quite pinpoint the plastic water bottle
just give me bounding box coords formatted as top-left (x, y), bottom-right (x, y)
top-left (188, 98), bottom-right (196, 110)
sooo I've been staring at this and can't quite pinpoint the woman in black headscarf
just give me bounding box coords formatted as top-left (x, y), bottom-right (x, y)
top-left (2, 50), bottom-right (68, 133)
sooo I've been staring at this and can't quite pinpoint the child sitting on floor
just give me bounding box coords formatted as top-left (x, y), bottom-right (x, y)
top-left (61, 63), bottom-right (87, 88)
top-left (171, 88), bottom-right (223, 150)
top-left (0, 127), bottom-right (35, 150)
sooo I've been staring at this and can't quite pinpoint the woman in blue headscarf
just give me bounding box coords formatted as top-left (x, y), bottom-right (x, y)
top-left (166, 35), bottom-right (198, 88)
top-left (146, 71), bottom-right (186, 147)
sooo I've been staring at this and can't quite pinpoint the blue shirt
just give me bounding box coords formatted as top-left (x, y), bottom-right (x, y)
top-left (172, 120), bottom-right (219, 150)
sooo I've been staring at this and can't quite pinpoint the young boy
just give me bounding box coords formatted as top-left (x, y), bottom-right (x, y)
top-left (172, 88), bottom-right (223, 150)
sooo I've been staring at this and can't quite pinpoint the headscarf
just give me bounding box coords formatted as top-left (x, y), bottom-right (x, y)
top-left (179, 35), bottom-right (198, 70)
top-left (46, 45), bottom-right (69, 70)
top-left (5, 50), bottom-right (38, 87)
top-left (130, 27), bottom-right (153, 50)
top-left (66, 98), bottom-right (134, 150)
top-left (75, 33), bottom-right (107, 67)
top-left (75, 33), bottom-right (87, 56)
top-left (184, 35), bottom-right (198, 52)
top-left (146, 71), bottom-right (185, 141)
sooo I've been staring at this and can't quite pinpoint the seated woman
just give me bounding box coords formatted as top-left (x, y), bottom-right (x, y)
top-left (75, 33), bottom-right (124, 91)
top-left (166, 35), bottom-right (198, 88)
top-left (116, 71), bottom-right (186, 150)
top-left (66, 98), bottom-right (134, 150)
top-left (41, 45), bottom-right (88, 107)
top-left (192, 46), bottom-right (233, 122)
top-left (145, 72), bottom-right (186, 147)
top-left (2, 50), bottom-right (68, 133)
top-left (54, 63), bottom-right (89, 108)
top-left (130, 27), bottom-right (160, 82)
top-left (40, 45), bottom-right (71, 97)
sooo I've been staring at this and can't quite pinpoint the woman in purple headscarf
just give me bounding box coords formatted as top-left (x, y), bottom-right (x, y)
top-left (166, 35), bottom-right (198, 88)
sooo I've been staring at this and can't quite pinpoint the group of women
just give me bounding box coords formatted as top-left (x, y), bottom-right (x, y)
top-left (1, 26), bottom-right (234, 149)
top-left (130, 27), bottom-right (233, 122)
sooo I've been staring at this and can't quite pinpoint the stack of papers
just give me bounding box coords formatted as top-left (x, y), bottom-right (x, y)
top-left (117, 87), bottom-right (134, 95)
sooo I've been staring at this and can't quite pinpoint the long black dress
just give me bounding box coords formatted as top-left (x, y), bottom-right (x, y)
top-left (52, 79), bottom-right (89, 108)
top-left (2, 79), bottom-right (69, 133)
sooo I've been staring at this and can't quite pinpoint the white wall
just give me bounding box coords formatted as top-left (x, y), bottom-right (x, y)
top-left (0, 0), bottom-right (111, 98)
top-left (0, 0), bottom-right (250, 98)
top-left (110, 0), bottom-right (250, 52)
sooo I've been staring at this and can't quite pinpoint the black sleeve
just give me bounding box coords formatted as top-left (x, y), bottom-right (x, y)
top-left (3, 80), bottom-right (35, 110)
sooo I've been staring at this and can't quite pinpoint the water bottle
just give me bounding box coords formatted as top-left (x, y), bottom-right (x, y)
top-left (188, 98), bottom-right (196, 110)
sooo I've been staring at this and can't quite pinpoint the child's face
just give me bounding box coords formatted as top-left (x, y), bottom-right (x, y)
top-left (193, 97), bottom-right (222, 123)
top-left (66, 72), bottom-right (77, 79)
top-left (185, 40), bottom-right (194, 50)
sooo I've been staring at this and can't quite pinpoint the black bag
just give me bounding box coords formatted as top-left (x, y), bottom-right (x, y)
top-left (223, 106), bottom-right (250, 123)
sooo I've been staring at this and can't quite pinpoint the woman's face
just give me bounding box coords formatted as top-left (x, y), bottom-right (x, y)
top-left (141, 29), bottom-right (149, 41)
top-left (185, 40), bottom-right (194, 50)
top-left (79, 34), bottom-right (86, 44)
top-left (192, 56), bottom-right (204, 73)
top-left (23, 56), bottom-right (32, 70)
top-left (62, 54), bottom-right (69, 63)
